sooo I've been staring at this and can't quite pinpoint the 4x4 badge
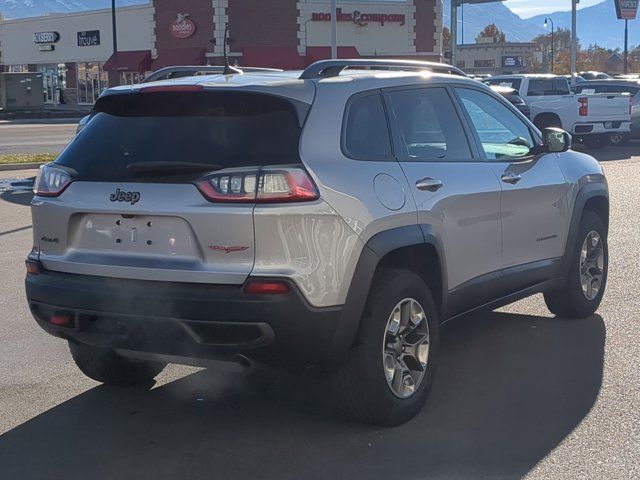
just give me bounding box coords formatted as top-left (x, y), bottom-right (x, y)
top-left (110, 188), bottom-right (141, 205)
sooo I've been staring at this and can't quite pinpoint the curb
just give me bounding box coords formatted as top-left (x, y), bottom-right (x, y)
top-left (0, 163), bottom-right (44, 172)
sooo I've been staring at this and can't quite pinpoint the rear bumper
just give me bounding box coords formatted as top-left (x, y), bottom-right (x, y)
top-left (573, 121), bottom-right (631, 135)
top-left (25, 269), bottom-right (343, 368)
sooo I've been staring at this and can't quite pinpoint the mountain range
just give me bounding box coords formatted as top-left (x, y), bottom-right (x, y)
top-left (0, 0), bottom-right (637, 49)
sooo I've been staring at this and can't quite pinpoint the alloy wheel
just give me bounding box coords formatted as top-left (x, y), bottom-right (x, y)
top-left (579, 230), bottom-right (605, 301)
top-left (382, 298), bottom-right (430, 399)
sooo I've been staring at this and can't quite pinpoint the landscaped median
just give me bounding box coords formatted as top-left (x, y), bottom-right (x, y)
top-left (0, 153), bottom-right (58, 171)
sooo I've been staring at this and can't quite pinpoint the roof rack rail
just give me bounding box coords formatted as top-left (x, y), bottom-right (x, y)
top-left (146, 65), bottom-right (284, 83)
top-left (299, 59), bottom-right (467, 80)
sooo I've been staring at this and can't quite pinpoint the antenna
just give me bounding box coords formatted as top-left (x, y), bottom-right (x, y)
top-left (222, 23), bottom-right (242, 75)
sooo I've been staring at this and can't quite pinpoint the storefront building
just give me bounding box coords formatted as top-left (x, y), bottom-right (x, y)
top-left (0, 5), bottom-right (154, 106)
top-left (0, 0), bottom-right (442, 107)
top-left (456, 39), bottom-right (542, 76)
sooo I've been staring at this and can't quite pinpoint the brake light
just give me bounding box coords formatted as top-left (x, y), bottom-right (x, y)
top-left (34, 164), bottom-right (73, 197)
top-left (139, 85), bottom-right (204, 93)
top-left (244, 280), bottom-right (291, 295)
top-left (578, 97), bottom-right (589, 116)
top-left (196, 167), bottom-right (319, 203)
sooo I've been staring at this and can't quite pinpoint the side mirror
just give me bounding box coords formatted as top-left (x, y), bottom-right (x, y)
top-left (543, 127), bottom-right (572, 153)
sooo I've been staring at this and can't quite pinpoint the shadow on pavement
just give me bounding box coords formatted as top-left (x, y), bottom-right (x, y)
top-left (582, 140), bottom-right (640, 162)
top-left (0, 312), bottom-right (605, 480)
top-left (0, 177), bottom-right (35, 207)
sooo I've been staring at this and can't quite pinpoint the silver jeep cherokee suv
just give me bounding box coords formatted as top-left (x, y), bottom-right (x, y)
top-left (26, 60), bottom-right (609, 426)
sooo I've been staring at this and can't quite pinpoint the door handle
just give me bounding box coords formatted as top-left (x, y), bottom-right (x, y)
top-left (501, 173), bottom-right (522, 185)
top-left (416, 177), bottom-right (444, 192)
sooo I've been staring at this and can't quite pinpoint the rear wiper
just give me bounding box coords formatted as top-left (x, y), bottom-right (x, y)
top-left (126, 162), bottom-right (222, 175)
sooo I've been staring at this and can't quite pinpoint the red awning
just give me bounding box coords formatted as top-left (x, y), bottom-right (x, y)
top-left (103, 50), bottom-right (152, 72)
top-left (305, 46), bottom-right (360, 64)
top-left (241, 47), bottom-right (306, 70)
top-left (151, 48), bottom-right (206, 70)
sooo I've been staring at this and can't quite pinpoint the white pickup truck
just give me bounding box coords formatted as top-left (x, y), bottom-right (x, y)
top-left (484, 74), bottom-right (632, 148)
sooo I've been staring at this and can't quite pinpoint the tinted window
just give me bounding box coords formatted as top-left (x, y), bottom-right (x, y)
top-left (456, 88), bottom-right (535, 160)
top-left (484, 78), bottom-right (523, 92)
top-left (56, 92), bottom-right (304, 182)
top-left (527, 78), bottom-right (570, 96)
top-left (574, 84), bottom-right (639, 95)
top-left (388, 88), bottom-right (472, 161)
top-left (343, 93), bottom-right (392, 160)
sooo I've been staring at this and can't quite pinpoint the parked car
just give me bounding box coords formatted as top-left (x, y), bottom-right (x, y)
top-left (484, 74), bottom-right (631, 148)
top-left (563, 74), bottom-right (586, 85)
top-left (572, 79), bottom-right (640, 143)
top-left (27, 59), bottom-right (609, 426)
top-left (490, 85), bottom-right (531, 117)
top-left (579, 71), bottom-right (612, 80)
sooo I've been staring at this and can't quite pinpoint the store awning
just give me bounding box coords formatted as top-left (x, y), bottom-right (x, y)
top-left (103, 50), bottom-right (152, 72)
top-left (151, 47), bottom-right (206, 70)
top-left (306, 46), bottom-right (360, 63)
top-left (241, 47), bottom-right (306, 70)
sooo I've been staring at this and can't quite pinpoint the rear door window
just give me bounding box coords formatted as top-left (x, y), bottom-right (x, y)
top-left (527, 78), bottom-right (570, 96)
top-left (56, 91), bottom-right (306, 182)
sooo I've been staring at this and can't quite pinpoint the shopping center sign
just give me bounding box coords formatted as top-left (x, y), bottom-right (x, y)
top-left (615, 0), bottom-right (638, 19)
top-left (311, 8), bottom-right (406, 26)
top-left (170, 13), bottom-right (197, 39)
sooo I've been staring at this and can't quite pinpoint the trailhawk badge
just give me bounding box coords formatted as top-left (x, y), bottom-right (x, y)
top-left (110, 188), bottom-right (141, 205)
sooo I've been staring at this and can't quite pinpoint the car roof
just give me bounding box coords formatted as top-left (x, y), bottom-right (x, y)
top-left (102, 68), bottom-right (481, 104)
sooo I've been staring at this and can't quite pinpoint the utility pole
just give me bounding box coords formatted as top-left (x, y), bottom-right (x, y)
top-left (330, 0), bottom-right (337, 59)
top-left (571, 0), bottom-right (578, 79)
top-left (111, 0), bottom-right (119, 84)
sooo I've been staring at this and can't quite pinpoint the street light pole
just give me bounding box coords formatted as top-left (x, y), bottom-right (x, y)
top-left (544, 17), bottom-right (554, 73)
top-left (330, 0), bottom-right (337, 59)
top-left (624, 19), bottom-right (628, 74)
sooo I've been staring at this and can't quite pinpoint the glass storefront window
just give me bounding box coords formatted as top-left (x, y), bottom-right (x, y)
top-left (77, 62), bottom-right (108, 105)
top-left (120, 71), bottom-right (146, 85)
top-left (38, 64), bottom-right (66, 105)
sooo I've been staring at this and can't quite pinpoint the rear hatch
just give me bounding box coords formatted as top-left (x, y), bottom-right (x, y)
top-left (32, 88), bottom-right (308, 284)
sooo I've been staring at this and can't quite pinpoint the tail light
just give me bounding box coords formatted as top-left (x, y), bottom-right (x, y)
top-left (578, 97), bottom-right (589, 116)
top-left (25, 259), bottom-right (41, 275)
top-left (34, 164), bottom-right (73, 197)
top-left (196, 167), bottom-right (319, 203)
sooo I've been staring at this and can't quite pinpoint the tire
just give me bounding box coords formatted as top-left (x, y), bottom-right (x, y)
top-left (582, 134), bottom-right (609, 149)
top-left (69, 341), bottom-right (166, 386)
top-left (609, 132), bottom-right (630, 146)
top-left (334, 268), bottom-right (439, 426)
top-left (534, 114), bottom-right (562, 131)
top-left (544, 210), bottom-right (608, 319)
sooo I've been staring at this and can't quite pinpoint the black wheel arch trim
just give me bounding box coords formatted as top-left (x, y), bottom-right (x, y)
top-left (324, 224), bottom-right (447, 368)
top-left (560, 180), bottom-right (609, 278)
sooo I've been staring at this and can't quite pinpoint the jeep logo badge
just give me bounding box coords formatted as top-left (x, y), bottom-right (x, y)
top-left (110, 188), bottom-right (141, 205)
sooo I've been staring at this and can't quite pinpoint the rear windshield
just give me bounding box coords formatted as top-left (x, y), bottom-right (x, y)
top-left (56, 91), bottom-right (306, 182)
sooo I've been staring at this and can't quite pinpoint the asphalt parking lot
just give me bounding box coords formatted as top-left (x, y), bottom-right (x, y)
top-left (0, 142), bottom-right (638, 480)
